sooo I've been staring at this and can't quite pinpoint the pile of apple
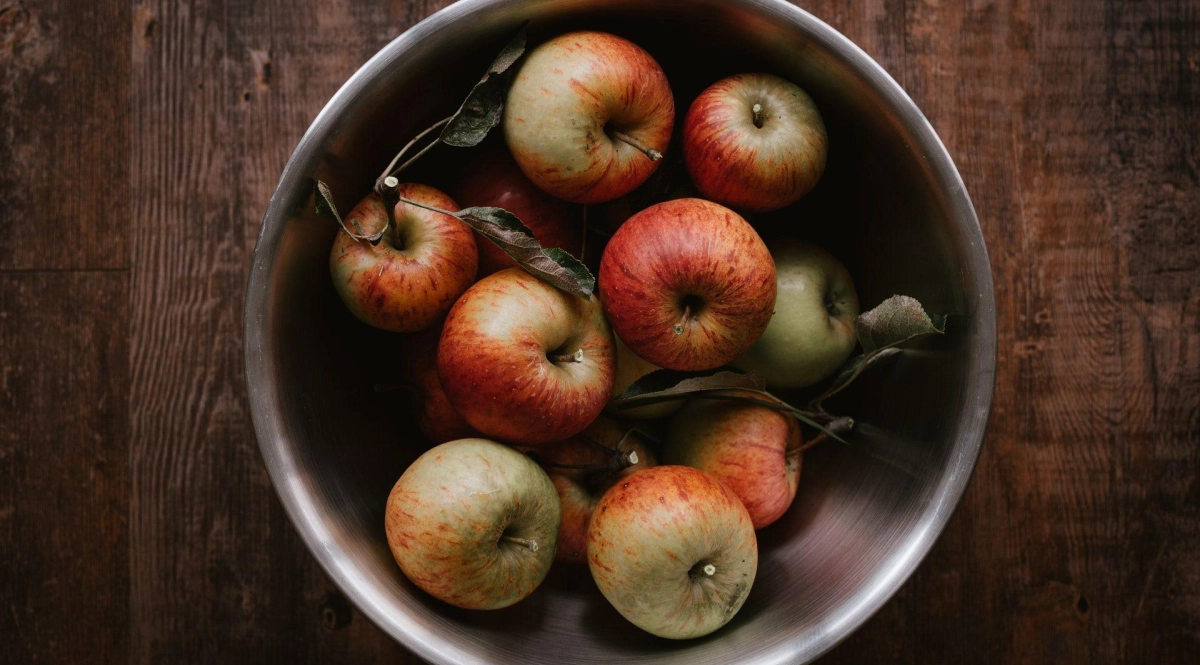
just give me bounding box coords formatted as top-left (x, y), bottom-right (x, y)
top-left (325, 31), bottom-right (864, 640)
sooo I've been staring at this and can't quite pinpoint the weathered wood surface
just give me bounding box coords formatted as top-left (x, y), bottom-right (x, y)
top-left (0, 0), bottom-right (1195, 662)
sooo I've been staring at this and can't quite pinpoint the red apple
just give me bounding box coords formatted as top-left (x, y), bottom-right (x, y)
top-left (598, 198), bottom-right (777, 371)
top-left (329, 183), bottom-right (477, 332)
top-left (588, 465), bottom-right (758, 639)
top-left (437, 267), bottom-right (615, 446)
top-left (538, 417), bottom-right (656, 563)
top-left (663, 391), bottom-right (802, 529)
top-left (503, 31), bottom-right (674, 204)
top-left (683, 73), bottom-right (827, 213)
top-left (385, 438), bottom-right (560, 609)
top-left (451, 150), bottom-right (583, 277)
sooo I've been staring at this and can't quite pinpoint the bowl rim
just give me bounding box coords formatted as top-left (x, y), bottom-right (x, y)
top-left (244, 0), bottom-right (997, 663)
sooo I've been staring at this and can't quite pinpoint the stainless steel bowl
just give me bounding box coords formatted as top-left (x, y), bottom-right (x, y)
top-left (244, 1), bottom-right (996, 663)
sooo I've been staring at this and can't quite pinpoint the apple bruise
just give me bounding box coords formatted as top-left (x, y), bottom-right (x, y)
top-left (587, 465), bottom-right (758, 639)
top-left (503, 31), bottom-right (675, 204)
top-left (664, 391), bottom-right (803, 529)
top-left (683, 72), bottom-right (828, 213)
top-left (598, 198), bottom-right (777, 371)
top-left (437, 268), bottom-right (616, 446)
top-left (537, 417), bottom-right (656, 562)
top-left (329, 184), bottom-right (478, 332)
top-left (450, 149), bottom-right (584, 277)
top-left (384, 439), bottom-right (561, 610)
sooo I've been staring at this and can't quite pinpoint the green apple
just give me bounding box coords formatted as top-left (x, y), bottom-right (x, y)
top-left (735, 239), bottom-right (859, 388)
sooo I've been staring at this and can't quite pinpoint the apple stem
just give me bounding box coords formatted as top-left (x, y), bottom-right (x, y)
top-left (501, 536), bottom-right (539, 552)
top-left (376, 115), bottom-right (452, 184)
top-left (704, 564), bottom-right (716, 576)
top-left (673, 305), bottom-right (693, 335)
top-left (793, 434), bottom-right (827, 454)
top-left (752, 103), bottom-right (765, 128)
top-left (610, 130), bottom-right (663, 161)
top-left (549, 349), bottom-right (584, 364)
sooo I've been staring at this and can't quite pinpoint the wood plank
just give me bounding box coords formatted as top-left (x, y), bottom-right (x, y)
top-left (1104, 0), bottom-right (1199, 659)
top-left (0, 272), bottom-right (130, 664)
top-left (0, 0), bottom-right (130, 270)
top-left (813, 0), bottom-right (1200, 663)
top-left (127, 0), bottom-right (451, 661)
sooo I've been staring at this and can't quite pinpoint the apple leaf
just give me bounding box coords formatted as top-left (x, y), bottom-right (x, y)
top-left (439, 25), bottom-right (527, 147)
top-left (457, 206), bottom-right (596, 298)
top-left (313, 179), bottom-right (342, 222)
top-left (811, 295), bottom-right (946, 407)
top-left (856, 295), bottom-right (947, 353)
top-left (312, 178), bottom-right (385, 244)
top-left (612, 367), bottom-right (766, 410)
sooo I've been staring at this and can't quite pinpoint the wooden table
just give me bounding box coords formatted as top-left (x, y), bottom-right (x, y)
top-left (2, 0), bottom-right (1196, 662)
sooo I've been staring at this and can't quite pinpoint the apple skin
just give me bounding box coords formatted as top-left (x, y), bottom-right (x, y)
top-left (329, 183), bottom-right (477, 332)
top-left (735, 239), bottom-right (859, 388)
top-left (384, 438), bottom-right (561, 610)
top-left (538, 417), bottom-right (656, 563)
top-left (411, 361), bottom-right (480, 443)
top-left (437, 267), bottom-right (616, 446)
top-left (399, 326), bottom-right (480, 444)
top-left (598, 198), bottom-right (777, 371)
top-left (663, 391), bottom-right (802, 529)
top-left (683, 73), bottom-right (828, 213)
top-left (503, 31), bottom-right (674, 204)
top-left (588, 465), bottom-right (758, 639)
top-left (451, 150), bottom-right (583, 277)
top-left (606, 335), bottom-right (683, 420)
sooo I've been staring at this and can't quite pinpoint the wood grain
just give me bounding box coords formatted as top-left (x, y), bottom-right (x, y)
top-left (126, 0), bottom-right (450, 662)
top-left (811, 0), bottom-right (1200, 663)
top-left (0, 0), bottom-right (1195, 663)
top-left (0, 272), bottom-right (130, 663)
top-left (0, 0), bottom-right (130, 270)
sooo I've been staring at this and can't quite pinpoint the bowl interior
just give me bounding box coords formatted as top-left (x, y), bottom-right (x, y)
top-left (245, 1), bottom-right (995, 663)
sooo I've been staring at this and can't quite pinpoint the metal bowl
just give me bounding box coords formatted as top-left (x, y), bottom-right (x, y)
top-left (244, 0), bottom-right (996, 663)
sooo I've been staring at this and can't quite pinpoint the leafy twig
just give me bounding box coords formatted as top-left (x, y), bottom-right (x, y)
top-left (613, 368), bottom-right (848, 444)
top-left (811, 295), bottom-right (947, 410)
top-left (313, 179), bottom-right (386, 244)
top-left (391, 195), bottom-right (595, 298)
top-left (376, 116), bottom-right (452, 185)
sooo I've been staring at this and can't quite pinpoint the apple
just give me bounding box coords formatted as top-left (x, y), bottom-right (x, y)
top-left (663, 391), bottom-right (802, 529)
top-left (598, 198), bottom-right (777, 371)
top-left (735, 238), bottom-right (859, 388)
top-left (451, 149), bottom-right (583, 277)
top-left (329, 183), bottom-right (477, 332)
top-left (606, 335), bottom-right (683, 420)
top-left (399, 327), bottom-right (480, 444)
top-left (683, 73), bottom-right (827, 213)
top-left (503, 31), bottom-right (674, 204)
top-left (384, 438), bottom-right (560, 609)
top-left (437, 267), bottom-right (616, 446)
top-left (588, 465), bottom-right (758, 639)
top-left (537, 417), bottom-right (656, 563)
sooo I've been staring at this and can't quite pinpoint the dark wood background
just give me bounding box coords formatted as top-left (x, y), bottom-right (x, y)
top-left (2, 0), bottom-right (1197, 662)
